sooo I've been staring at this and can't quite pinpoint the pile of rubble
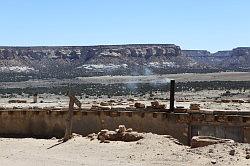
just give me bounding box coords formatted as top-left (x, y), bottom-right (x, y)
top-left (95, 125), bottom-right (143, 143)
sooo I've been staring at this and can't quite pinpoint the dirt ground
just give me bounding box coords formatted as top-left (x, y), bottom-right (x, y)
top-left (1, 89), bottom-right (249, 111)
top-left (0, 133), bottom-right (249, 166)
top-left (0, 72), bottom-right (249, 111)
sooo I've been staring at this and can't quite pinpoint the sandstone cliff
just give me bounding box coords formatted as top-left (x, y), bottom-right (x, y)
top-left (0, 44), bottom-right (249, 81)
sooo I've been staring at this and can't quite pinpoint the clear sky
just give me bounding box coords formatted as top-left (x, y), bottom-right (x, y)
top-left (0, 0), bottom-right (250, 52)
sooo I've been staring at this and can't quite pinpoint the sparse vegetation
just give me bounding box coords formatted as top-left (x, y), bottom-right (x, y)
top-left (0, 81), bottom-right (249, 96)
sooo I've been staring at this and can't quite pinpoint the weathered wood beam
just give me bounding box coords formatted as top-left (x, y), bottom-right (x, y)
top-left (63, 93), bottom-right (81, 142)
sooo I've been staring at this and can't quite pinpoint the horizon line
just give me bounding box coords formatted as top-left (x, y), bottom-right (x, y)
top-left (0, 43), bottom-right (248, 53)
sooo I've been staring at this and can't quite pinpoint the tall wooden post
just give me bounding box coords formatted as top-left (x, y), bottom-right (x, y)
top-left (170, 80), bottom-right (175, 112)
top-left (63, 93), bottom-right (81, 142)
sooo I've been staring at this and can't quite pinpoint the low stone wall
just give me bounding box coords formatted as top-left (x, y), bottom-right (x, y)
top-left (0, 108), bottom-right (249, 145)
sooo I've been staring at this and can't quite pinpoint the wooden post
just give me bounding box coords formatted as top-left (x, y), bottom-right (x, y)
top-left (170, 80), bottom-right (175, 112)
top-left (63, 93), bottom-right (81, 142)
top-left (33, 93), bottom-right (38, 103)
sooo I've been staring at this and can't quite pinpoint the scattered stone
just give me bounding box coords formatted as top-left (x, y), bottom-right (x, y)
top-left (176, 106), bottom-right (185, 109)
top-left (100, 129), bottom-right (109, 134)
top-left (99, 135), bottom-right (105, 143)
top-left (99, 106), bottom-right (111, 110)
top-left (72, 133), bottom-right (82, 138)
top-left (191, 136), bottom-right (234, 148)
top-left (246, 154), bottom-right (250, 159)
top-left (126, 128), bottom-right (133, 132)
top-left (100, 102), bottom-right (109, 106)
top-left (123, 132), bottom-right (143, 142)
top-left (128, 98), bottom-right (137, 102)
top-left (87, 133), bottom-right (97, 141)
top-left (211, 159), bottom-right (217, 164)
top-left (221, 99), bottom-right (231, 103)
top-left (229, 149), bottom-right (235, 156)
top-left (136, 142), bottom-right (142, 145)
top-left (134, 102), bottom-right (145, 108)
top-left (151, 101), bottom-right (159, 107)
top-left (91, 105), bottom-right (110, 110)
top-left (150, 101), bottom-right (165, 109)
top-left (231, 99), bottom-right (245, 103)
top-left (13, 106), bottom-right (23, 109)
top-left (208, 149), bottom-right (214, 153)
top-left (104, 140), bottom-right (110, 143)
top-left (189, 103), bottom-right (200, 110)
top-left (87, 133), bottom-right (96, 138)
top-left (129, 104), bottom-right (135, 108)
top-left (8, 99), bottom-right (27, 103)
top-left (118, 125), bottom-right (126, 133)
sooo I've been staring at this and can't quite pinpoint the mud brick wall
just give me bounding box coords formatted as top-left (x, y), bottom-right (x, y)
top-left (0, 109), bottom-right (189, 144)
top-left (189, 113), bottom-right (250, 143)
top-left (0, 109), bottom-right (250, 145)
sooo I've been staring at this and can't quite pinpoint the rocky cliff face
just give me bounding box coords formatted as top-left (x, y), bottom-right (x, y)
top-left (0, 44), bottom-right (187, 77)
top-left (230, 47), bottom-right (250, 68)
top-left (0, 45), bottom-right (249, 81)
top-left (0, 44), bottom-right (181, 61)
top-left (182, 47), bottom-right (250, 70)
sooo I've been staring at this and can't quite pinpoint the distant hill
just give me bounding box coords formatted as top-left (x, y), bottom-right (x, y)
top-left (0, 44), bottom-right (249, 81)
top-left (182, 47), bottom-right (250, 70)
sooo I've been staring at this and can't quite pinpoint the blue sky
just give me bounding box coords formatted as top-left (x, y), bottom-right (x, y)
top-left (0, 0), bottom-right (250, 52)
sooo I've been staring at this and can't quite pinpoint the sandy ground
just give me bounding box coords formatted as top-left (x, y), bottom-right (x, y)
top-left (0, 134), bottom-right (249, 166)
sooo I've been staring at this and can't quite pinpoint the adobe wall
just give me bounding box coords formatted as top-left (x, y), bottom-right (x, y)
top-left (0, 108), bottom-right (250, 145)
top-left (0, 109), bottom-right (189, 144)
